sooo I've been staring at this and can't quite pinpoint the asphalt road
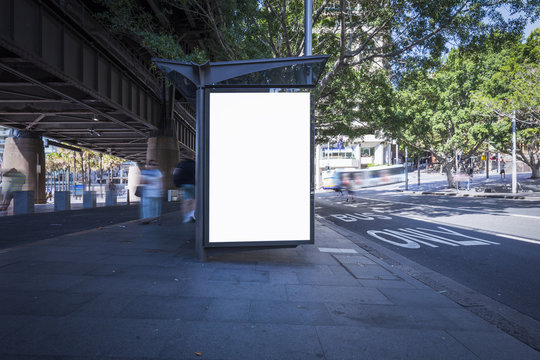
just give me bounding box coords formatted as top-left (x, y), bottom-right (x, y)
top-left (316, 190), bottom-right (540, 322)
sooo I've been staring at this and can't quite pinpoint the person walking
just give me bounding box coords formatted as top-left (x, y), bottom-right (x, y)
top-left (139, 160), bottom-right (163, 224)
top-left (466, 165), bottom-right (473, 190)
top-left (500, 159), bottom-right (506, 179)
top-left (173, 158), bottom-right (195, 223)
top-left (0, 168), bottom-right (26, 215)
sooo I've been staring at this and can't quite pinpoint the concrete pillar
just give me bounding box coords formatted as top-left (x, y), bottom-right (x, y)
top-left (146, 136), bottom-right (180, 193)
top-left (83, 191), bottom-right (97, 208)
top-left (105, 191), bottom-right (117, 206)
top-left (54, 191), bottom-right (71, 211)
top-left (13, 191), bottom-right (34, 214)
top-left (127, 163), bottom-right (141, 202)
top-left (2, 134), bottom-right (46, 204)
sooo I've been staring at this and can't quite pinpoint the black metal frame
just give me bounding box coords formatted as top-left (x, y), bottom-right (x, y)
top-left (153, 55), bottom-right (328, 259)
top-left (202, 87), bottom-right (315, 248)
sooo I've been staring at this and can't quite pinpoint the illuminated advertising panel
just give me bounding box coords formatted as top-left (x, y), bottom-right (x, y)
top-left (207, 92), bottom-right (312, 245)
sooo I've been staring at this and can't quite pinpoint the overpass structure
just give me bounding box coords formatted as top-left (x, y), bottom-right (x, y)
top-left (0, 0), bottom-right (197, 202)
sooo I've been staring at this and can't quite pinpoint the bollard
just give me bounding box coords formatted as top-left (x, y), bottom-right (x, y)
top-left (167, 189), bottom-right (179, 201)
top-left (83, 191), bottom-right (97, 208)
top-left (105, 191), bottom-right (117, 206)
top-left (13, 191), bottom-right (34, 215)
top-left (126, 189), bottom-right (130, 205)
top-left (54, 191), bottom-right (71, 211)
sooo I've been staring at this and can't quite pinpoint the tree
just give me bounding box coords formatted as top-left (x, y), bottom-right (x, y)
top-left (392, 48), bottom-right (498, 187)
top-left (46, 149), bottom-right (72, 173)
top-left (90, 0), bottom-right (539, 142)
top-left (475, 29), bottom-right (540, 178)
top-left (315, 65), bottom-right (394, 143)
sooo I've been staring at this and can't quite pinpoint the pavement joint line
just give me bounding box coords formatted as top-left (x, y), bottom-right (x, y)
top-left (318, 247), bottom-right (358, 254)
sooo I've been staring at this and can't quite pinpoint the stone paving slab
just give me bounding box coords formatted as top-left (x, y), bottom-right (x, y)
top-left (158, 321), bottom-right (325, 360)
top-left (447, 330), bottom-right (540, 360)
top-left (316, 326), bottom-right (480, 360)
top-left (0, 210), bottom-right (539, 359)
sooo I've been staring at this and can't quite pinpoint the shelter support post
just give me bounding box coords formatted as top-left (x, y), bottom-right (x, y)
top-left (195, 86), bottom-right (206, 261)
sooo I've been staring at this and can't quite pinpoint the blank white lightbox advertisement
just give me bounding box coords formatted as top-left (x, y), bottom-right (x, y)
top-left (208, 92), bottom-right (312, 245)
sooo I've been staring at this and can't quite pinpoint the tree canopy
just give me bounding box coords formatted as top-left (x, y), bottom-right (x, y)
top-left (90, 1), bottom-right (539, 140)
top-left (391, 47), bottom-right (500, 186)
top-left (475, 29), bottom-right (540, 177)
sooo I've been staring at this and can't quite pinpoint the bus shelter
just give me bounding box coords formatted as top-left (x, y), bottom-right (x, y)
top-left (153, 56), bottom-right (328, 260)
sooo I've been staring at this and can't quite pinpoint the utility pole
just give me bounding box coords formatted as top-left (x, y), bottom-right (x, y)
top-left (417, 155), bottom-right (420, 186)
top-left (485, 143), bottom-right (489, 179)
top-left (404, 146), bottom-right (408, 190)
top-left (305, 0), bottom-right (312, 56)
top-left (512, 111), bottom-right (517, 193)
top-left (416, 143), bottom-right (421, 186)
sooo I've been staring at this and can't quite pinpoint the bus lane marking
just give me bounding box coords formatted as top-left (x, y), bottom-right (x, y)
top-left (327, 212), bottom-right (499, 249)
top-left (366, 227), bottom-right (499, 249)
top-left (330, 213), bottom-right (392, 222)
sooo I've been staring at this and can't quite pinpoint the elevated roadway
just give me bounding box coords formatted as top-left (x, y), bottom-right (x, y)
top-left (0, 0), bottom-right (195, 162)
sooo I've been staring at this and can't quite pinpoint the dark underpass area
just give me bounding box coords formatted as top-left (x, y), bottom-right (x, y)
top-left (0, 202), bottom-right (181, 250)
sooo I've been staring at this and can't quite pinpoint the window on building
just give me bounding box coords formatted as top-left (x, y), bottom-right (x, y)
top-left (361, 148), bottom-right (372, 157)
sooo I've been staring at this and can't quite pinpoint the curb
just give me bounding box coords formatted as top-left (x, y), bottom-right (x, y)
top-left (420, 191), bottom-right (527, 199)
top-left (398, 190), bottom-right (536, 200)
top-left (316, 216), bottom-right (540, 352)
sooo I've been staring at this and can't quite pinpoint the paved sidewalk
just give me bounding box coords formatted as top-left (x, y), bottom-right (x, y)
top-left (1, 210), bottom-right (538, 359)
top-left (358, 171), bottom-right (540, 199)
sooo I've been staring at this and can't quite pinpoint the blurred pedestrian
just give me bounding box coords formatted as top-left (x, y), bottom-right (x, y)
top-left (0, 168), bottom-right (26, 214)
top-left (139, 160), bottom-right (163, 224)
top-left (466, 165), bottom-right (473, 190)
top-left (500, 159), bottom-right (506, 179)
top-left (173, 158), bottom-right (195, 223)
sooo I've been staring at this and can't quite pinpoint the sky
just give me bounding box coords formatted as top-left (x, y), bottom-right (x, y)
top-left (497, 5), bottom-right (539, 37)
top-left (524, 18), bottom-right (540, 36)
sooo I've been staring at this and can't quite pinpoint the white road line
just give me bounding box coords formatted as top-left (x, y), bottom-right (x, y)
top-left (355, 196), bottom-right (540, 220)
top-left (401, 214), bottom-right (540, 245)
top-left (479, 232), bottom-right (540, 245)
top-left (510, 213), bottom-right (540, 220)
top-left (408, 216), bottom-right (437, 223)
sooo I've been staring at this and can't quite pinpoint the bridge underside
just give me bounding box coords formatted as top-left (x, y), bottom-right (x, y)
top-left (0, 47), bottom-right (155, 162)
top-left (0, 0), bottom-right (197, 162)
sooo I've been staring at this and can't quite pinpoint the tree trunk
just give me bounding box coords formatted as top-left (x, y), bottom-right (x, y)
top-left (532, 166), bottom-right (539, 179)
top-left (443, 162), bottom-right (454, 188)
